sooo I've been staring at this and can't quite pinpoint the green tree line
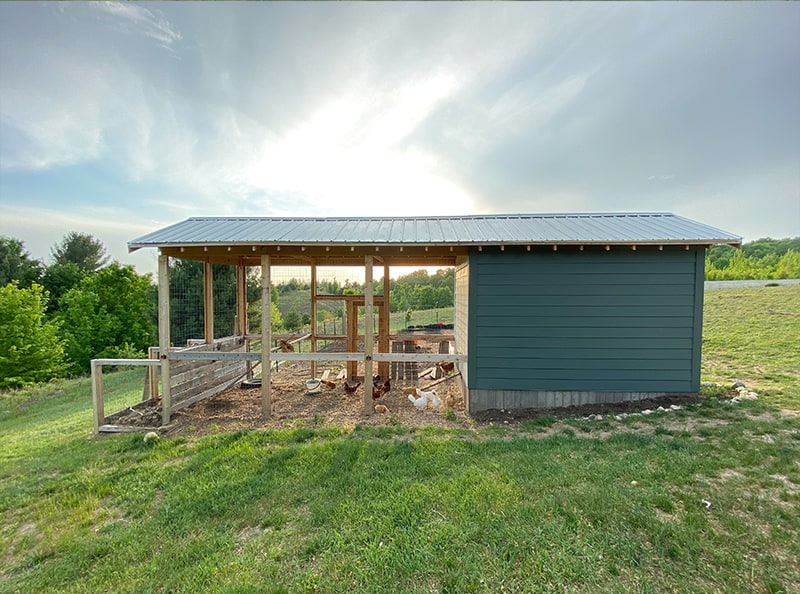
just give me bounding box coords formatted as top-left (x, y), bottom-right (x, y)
top-left (705, 238), bottom-right (800, 280)
top-left (0, 234), bottom-right (286, 389)
top-left (1, 233), bottom-right (155, 389)
top-left (271, 268), bottom-right (456, 332)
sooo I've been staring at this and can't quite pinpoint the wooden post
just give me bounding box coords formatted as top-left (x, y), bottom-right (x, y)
top-left (147, 346), bottom-right (159, 401)
top-left (310, 263), bottom-right (317, 378)
top-left (363, 256), bottom-right (374, 414)
top-left (347, 300), bottom-right (358, 379)
top-left (91, 361), bottom-right (104, 434)
top-left (158, 254), bottom-right (171, 426)
top-left (261, 254), bottom-right (272, 418)
top-left (203, 260), bottom-right (214, 343)
top-left (378, 264), bottom-right (390, 379)
top-left (235, 261), bottom-right (247, 337)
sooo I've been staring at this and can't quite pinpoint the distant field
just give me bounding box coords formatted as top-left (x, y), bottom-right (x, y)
top-left (702, 285), bottom-right (799, 410)
top-left (1, 286), bottom-right (798, 593)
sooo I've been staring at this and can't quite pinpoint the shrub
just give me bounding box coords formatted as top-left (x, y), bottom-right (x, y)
top-left (0, 283), bottom-right (66, 389)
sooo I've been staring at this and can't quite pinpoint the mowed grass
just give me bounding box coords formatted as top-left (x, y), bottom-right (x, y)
top-left (703, 285), bottom-right (800, 410)
top-left (1, 287), bottom-right (799, 593)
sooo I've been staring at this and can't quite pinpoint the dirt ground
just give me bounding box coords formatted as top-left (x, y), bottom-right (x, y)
top-left (105, 357), bottom-right (703, 437)
top-left (172, 360), bottom-right (471, 435)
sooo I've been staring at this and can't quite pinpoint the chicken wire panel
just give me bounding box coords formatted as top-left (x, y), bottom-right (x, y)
top-left (100, 366), bottom-right (161, 428)
top-left (212, 263), bottom-right (238, 340)
top-left (168, 258), bottom-right (205, 347)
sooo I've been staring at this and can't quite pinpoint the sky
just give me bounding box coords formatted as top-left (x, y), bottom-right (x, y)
top-left (1, 2), bottom-right (798, 277)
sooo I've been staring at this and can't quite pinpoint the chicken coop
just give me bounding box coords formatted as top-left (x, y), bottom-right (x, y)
top-left (126, 212), bottom-right (740, 423)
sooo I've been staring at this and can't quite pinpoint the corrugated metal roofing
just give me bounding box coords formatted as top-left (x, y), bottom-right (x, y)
top-left (128, 213), bottom-right (741, 249)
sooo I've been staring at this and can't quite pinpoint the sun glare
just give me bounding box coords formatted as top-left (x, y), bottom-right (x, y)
top-left (245, 73), bottom-right (472, 217)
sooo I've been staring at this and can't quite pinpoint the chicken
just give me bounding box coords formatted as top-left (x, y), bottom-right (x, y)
top-left (416, 388), bottom-right (438, 402)
top-left (445, 393), bottom-right (457, 409)
top-left (374, 404), bottom-right (390, 414)
top-left (408, 393), bottom-right (428, 410)
top-left (343, 381), bottom-right (361, 395)
top-left (436, 361), bottom-right (455, 373)
top-left (371, 376), bottom-right (391, 399)
top-left (401, 386), bottom-right (418, 396)
top-left (430, 391), bottom-right (441, 409)
top-left (277, 339), bottom-right (295, 353)
top-left (320, 379), bottom-right (337, 390)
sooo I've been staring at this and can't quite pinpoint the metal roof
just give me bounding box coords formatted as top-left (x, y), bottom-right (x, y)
top-left (129, 213), bottom-right (741, 250)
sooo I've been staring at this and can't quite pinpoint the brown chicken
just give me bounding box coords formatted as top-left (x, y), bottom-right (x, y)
top-left (372, 377), bottom-right (392, 399)
top-left (277, 339), bottom-right (295, 353)
top-left (343, 380), bottom-right (361, 395)
top-left (436, 361), bottom-right (455, 373)
top-left (445, 393), bottom-right (457, 409)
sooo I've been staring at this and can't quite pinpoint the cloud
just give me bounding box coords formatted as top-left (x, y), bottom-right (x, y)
top-left (0, 205), bottom-right (161, 273)
top-left (91, 1), bottom-right (182, 49)
top-left (1, 1), bottom-right (798, 265)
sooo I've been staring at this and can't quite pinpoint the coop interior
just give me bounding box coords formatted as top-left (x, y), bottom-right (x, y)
top-left (102, 258), bottom-right (465, 430)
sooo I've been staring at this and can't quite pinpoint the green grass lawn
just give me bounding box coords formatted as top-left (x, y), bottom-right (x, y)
top-left (702, 285), bottom-right (800, 410)
top-left (1, 287), bottom-right (798, 593)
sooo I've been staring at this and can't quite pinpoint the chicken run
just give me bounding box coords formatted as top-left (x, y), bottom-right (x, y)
top-left (105, 338), bottom-right (473, 436)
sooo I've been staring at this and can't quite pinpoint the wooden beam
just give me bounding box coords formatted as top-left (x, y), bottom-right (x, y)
top-left (314, 294), bottom-right (387, 302)
top-left (160, 350), bottom-right (468, 363)
top-left (261, 254), bottom-right (271, 419)
top-left (158, 254), bottom-right (171, 426)
top-left (203, 260), bottom-right (214, 343)
top-left (363, 255), bottom-right (374, 415)
top-left (92, 358), bottom-right (162, 366)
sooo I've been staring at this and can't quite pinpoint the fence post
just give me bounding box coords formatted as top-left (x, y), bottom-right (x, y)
top-left (363, 256), bottom-right (374, 415)
top-left (261, 254), bottom-right (272, 418)
top-left (91, 361), bottom-right (104, 434)
top-left (158, 254), bottom-right (172, 426)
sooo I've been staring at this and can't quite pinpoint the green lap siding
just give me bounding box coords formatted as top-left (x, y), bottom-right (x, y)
top-left (468, 247), bottom-right (705, 393)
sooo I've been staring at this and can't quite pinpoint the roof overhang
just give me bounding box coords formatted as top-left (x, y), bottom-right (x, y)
top-left (129, 213), bottom-right (742, 266)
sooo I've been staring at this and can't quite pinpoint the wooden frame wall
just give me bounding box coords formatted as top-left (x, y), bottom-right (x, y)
top-left (157, 247), bottom-right (461, 423)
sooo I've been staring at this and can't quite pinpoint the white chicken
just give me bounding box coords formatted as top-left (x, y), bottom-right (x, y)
top-left (408, 393), bottom-right (428, 410)
top-left (430, 391), bottom-right (441, 409)
top-left (415, 388), bottom-right (438, 402)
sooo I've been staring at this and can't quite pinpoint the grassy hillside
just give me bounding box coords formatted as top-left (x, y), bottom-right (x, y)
top-left (1, 286), bottom-right (798, 593)
top-left (702, 285), bottom-right (799, 409)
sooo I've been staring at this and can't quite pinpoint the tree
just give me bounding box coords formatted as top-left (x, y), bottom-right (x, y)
top-left (0, 236), bottom-right (43, 288)
top-left (57, 264), bottom-right (156, 373)
top-left (776, 250), bottom-right (800, 279)
top-left (50, 231), bottom-right (109, 273)
top-left (283, 310), bottom-right (303, 332)
top-left (247, 300), bottom-right (283, 333)
top-left (40, 262), bottom-right (87, 313)
top-left (0, 283), bottom-right (66, 389)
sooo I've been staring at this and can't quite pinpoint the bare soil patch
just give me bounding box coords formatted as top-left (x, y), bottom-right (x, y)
top-left (471, 393), bottom-right (702, 424)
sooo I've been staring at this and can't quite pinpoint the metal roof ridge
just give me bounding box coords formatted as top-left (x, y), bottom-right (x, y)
top-left (182, 212), bottom-right (677, 222)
